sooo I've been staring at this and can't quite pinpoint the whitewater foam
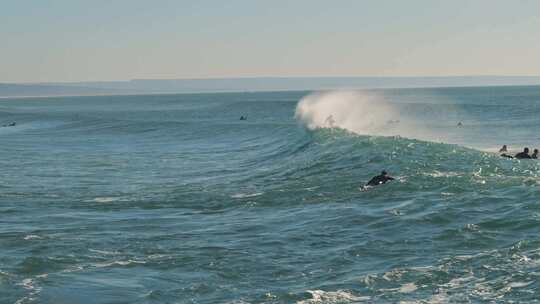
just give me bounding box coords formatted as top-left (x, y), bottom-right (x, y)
top-left (298, 290), bottom-right (370, 304)
top-left (231, 192), bottom-right (263, 199)
top-left (295, 91), bottom-right (400, 136)
top-left (23, 235), bottom-right (42, 240)
top-left (295, 90), bottom-right (470, 146)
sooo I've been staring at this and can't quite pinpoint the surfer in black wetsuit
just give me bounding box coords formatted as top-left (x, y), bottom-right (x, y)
top-left (366, 170), bottom-right (395, 187)
top-left (499, 145), bottom-right (514, 158)
top-left (515, 147), bottom-right (532, 159)
top-left (532, 149), bottom-right (539, 159)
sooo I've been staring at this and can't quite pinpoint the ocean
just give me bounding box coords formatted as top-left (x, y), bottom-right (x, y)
top-left (1, 86), bottom-right (540, 303)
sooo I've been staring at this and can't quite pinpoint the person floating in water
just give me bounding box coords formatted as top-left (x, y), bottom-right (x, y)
top-left (366, 170), bottom-right (395, 187)
top-left (2, 122), bottom-right (16, 127)
top-left (457, 122), bottom-right (463, 127)
top-left (515, 147), bottom-right (532, 159)
top-left (499, 145), bottom-right (515, 158)
top-left (240, 116), bottom-right (247, 121)
top-left (325, 115), bottom-right (335, 128)
top-left (533, 149), bottom-right (539, 159)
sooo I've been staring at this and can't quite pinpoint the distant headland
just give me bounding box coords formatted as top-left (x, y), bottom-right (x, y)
top-left (3, 76), bottom-right (540, 98)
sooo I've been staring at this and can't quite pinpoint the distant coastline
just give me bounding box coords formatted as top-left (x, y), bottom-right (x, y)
top-left (2, 76), bottom-right (540, 98)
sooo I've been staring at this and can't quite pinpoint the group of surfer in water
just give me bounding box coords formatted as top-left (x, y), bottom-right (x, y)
top-left (321, 116), bottom-right (538, 187)
top-left (499, 145), bottom-right (538, 159)
top-left (366, 145), bottom-right (539, 189)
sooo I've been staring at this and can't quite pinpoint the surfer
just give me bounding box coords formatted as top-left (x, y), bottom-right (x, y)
top-left (325, 115), bottom-right (335, 128)
top-left (240, 116), bottom-right (247, 121)
top-left (533, 149), bottom-right (539, 159)
top-left (515, 147), bottom-right (532, 159)
top-left (366, 170), bottom-right (395, 187)
top-left (2, 122), bottom-right (16, 127)
top-left (499, 145), bottom-right (514, 158)
top-left (457, 122), bottom-right (463, 127)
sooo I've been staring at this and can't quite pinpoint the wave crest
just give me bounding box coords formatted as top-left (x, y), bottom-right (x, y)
top-left (295, 91), bottom-right (400, 135)
top-left (294, 90), bottom-right (458, 144)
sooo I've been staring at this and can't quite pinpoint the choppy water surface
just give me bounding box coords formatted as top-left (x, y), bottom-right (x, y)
top-left (2, 86), bottom-right (540, 303)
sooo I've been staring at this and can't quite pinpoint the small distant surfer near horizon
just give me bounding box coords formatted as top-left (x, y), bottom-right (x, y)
top-left (2, 122), bottom-right (16, 127)
top-left (457, 121), bottom-right (463, 127)
top-left (240, 115), bottom-right (247, 121)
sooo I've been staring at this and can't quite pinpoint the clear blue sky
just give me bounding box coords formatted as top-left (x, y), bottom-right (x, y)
top-left (2, 0), bottom-right (540, 83)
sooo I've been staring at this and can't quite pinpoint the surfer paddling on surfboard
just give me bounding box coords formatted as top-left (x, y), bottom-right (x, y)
top-left (366, 170), bottom-right (394, 186)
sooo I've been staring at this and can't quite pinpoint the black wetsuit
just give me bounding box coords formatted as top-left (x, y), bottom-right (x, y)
top-left (366, 174), bottom-right (395, 186)
top-left (515, 152), bottom-right (532, 159)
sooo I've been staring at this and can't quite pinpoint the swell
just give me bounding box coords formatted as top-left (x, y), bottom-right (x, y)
top-left (217, 123), bottom-right (540, 207)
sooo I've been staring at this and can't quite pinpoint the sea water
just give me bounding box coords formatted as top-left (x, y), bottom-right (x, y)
top-left (1, 86), bottom-right (540, 303)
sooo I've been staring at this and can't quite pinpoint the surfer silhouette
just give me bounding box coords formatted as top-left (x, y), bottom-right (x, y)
top-left (515, 147), bottom-right (532, 159)
top-left (366, 170), bottom-right (395, 187)
top-left (325, 115), bottom-right (335, 128)
top-left (499, 145), bottom-right (514, 158)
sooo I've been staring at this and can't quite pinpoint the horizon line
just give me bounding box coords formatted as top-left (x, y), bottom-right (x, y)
top-left (4, 74), bottom-right (540, 85)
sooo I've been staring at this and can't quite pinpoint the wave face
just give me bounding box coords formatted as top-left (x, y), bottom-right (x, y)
top-left (2, 87), bottom-right (540, 303)
top-left (294, 89), bottom-right (540, 150)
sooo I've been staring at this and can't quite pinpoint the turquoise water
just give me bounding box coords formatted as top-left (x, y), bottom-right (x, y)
top-left (1, 86), bottom-right (540, 303)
